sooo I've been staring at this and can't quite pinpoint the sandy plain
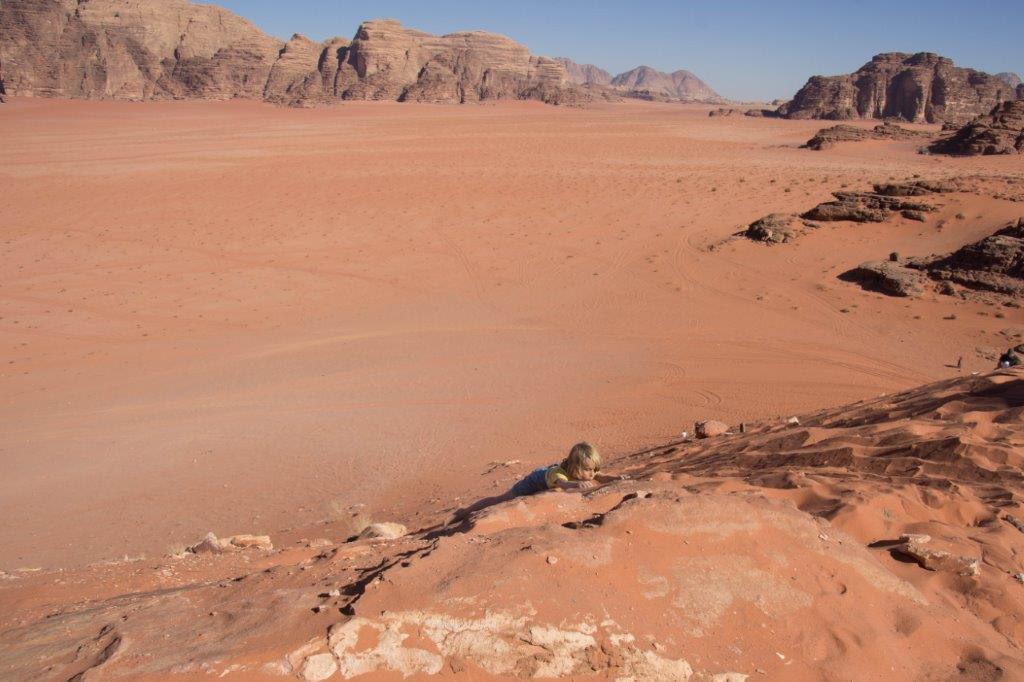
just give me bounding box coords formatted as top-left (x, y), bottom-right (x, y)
top-left (1, 97), bottom-right (1022, 571)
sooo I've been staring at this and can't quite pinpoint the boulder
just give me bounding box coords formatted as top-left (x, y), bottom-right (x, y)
top-left (778, 52), bottom-right (1019, 124)
top-left (695, 420), bottom-right (729, 439)
top-left (359, 522), bottom-right (408, 540)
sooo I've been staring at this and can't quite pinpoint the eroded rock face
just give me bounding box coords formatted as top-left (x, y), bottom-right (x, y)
top-left (929, 100), bottom-right (1024, 156)
top-left (0, 2), bottom-right (584, 105)
top-left (779, 52), bottom-right (1020, 124)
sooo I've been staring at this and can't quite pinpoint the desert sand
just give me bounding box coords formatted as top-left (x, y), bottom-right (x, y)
top-left (2, 98), bottom-right (1023, 576)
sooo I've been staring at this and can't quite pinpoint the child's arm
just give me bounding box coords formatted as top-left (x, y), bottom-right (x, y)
top-left (553, 478), bottom-right (595, 491)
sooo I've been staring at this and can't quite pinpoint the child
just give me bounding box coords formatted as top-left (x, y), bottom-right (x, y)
top-left (511, 442), bottom-right (619, 496)
top-left (452, 443), bottom-right (623, 521)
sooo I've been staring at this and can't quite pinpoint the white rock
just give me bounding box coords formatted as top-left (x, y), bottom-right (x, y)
top-left (301, 653), bottom-right (338, 681)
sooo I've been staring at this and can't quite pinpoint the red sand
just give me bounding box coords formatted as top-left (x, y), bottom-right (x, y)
top-left (1, 98), bottom-right (1022, 571)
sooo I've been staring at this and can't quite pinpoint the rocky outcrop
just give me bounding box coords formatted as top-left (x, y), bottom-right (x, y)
top-left (929, 100), bottom-right (1024, 155)
top-left (611, 65), bottom-right (724, 102)
top-left (744, 213), bottom-right (817, 244)
top-left (779, 53), bottom-right (1020, 124)
top-left (0, 2), bottom-right (585, 106)
top-left (553, 57), bottom-right (612, 86)
top-left (843, 218), bottom-right (1024, 299)
top-left (924, 218), bottom-right (1024, 296)
top-left (839, 260), bottom-right (926, 297)
top-left (802, 191), bottom-right (936, 223)
top-left (803, 121), bottom-right (935, 150)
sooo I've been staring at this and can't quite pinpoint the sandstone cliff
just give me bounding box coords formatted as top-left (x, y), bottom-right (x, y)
top-left (611, 65), bottom-right (723, 102)
top-left (553, 57), bottom-right (612, 86)
top-left (779, 52), bottom-right (1020, 124)
top-left (0, 1), bottom-right (585, 105)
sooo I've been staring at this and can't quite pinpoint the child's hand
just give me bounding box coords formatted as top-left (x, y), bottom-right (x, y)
top-left (577, 480), bottom-right (596, 490)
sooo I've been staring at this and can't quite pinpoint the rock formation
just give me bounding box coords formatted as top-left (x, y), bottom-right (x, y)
top-left (0, 1), bottom-right (586, 106)
top-left (779, 53), bottom-right (1020, 124)
top-left (929, 100), bottom-right (1024, 155)
top-left (839, 260), bottom-right (927, 297)
top-left (803, 121), bottom-right (935, 150)
top-left (743, 180), bottom-right (956, 246)
top-left (801, 190), bottom-right (936, 223)
top-left (553, 57), bottom-right (612, 86)
top-left (925, 218), bottom-right (1024, 296)
top-left (842, 217), bottom-right (1024, 300)
top-left (610, 65), bottom-right (724, 102)
top-left (744, 213), bottom-right (817, 244)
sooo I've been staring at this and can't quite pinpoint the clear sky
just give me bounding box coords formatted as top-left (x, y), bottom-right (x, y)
top-left (213, 0), bottom-right (1022, 102)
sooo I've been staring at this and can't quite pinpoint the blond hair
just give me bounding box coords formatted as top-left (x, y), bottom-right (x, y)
top-left (561, 442), bottom-right (601, 479)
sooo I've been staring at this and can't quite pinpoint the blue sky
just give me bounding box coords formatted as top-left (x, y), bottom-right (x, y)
top-left (214, 1), bottom-right (1023, 102)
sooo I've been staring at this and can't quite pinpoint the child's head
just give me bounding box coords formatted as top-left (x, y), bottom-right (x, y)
top-left (562, 442), bottom-right (601, 481)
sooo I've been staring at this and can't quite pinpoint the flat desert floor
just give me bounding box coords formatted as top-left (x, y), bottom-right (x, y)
top-left (2, 98), bottom-right (1022, 569)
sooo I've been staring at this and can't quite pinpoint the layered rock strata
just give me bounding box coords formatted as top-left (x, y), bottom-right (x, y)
top-left (779, 53), bottom-right (1020, 124)
top-left (0, 1), bottom-right (585, 105)
top-left (929, 100), bottom-right (1024, 156)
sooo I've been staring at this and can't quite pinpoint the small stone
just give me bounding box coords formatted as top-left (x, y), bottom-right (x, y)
top-left (301, 653), bottom-right (338, 682)
top-left (547, 555), bottom-right (558, 565)
top-left (787, 417), bottom-right (800, 426)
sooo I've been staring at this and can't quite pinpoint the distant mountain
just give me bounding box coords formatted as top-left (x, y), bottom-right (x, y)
top-left (553, 58), bottom-right (612, 86)
top-left (610, 65), bottom-right (724, 103)
top-left (996, 72), bottom-right (1023, 89)
top-left (779, 53), bottom-right (1021, 124)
